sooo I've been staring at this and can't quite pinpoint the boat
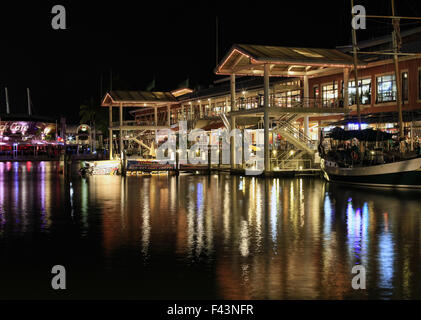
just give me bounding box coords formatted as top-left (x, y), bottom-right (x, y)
top-left (320, 0), bottom-right (421, 189)
top-left (321, 156), bottom-right (421, 188)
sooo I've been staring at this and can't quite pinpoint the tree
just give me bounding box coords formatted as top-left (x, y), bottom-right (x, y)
top-left (79, 98), bottom-right (109, 149)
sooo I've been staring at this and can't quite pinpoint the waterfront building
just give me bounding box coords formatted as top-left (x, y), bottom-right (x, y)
top-left (101, 27), bottom-right (421, 174)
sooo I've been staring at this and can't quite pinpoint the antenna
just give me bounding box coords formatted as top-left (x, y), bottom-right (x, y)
top-left (5, 87), bottom-right (10, 114)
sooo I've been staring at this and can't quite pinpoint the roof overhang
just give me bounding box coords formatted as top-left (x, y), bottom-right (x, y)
top-left (215, 44), bottom-right (367, 77)
top-left (101, 91), bottom-right (179, 108)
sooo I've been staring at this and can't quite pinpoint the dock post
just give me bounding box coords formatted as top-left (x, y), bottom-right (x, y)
top-left (207, 131), bottom-right (211, 175)
top-left (175, 132), bottom-right (179, 175)
top-left (121, 150), bottom-right (126, 177)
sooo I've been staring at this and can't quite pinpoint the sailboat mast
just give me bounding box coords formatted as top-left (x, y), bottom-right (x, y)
top-left (27, 88), bottom-right (32, 116)
top-left (391, 0), bottom-right (404, 139)
top-left (351, 0), bottom-right (362, 130)
top-left (5, 87), bottom-right (10, 114)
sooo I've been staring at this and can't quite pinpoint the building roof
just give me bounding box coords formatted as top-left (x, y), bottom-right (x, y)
top-left (101, 90), bottom-right (178, 107)
top-left (215, 44), bottom-right (365, 77)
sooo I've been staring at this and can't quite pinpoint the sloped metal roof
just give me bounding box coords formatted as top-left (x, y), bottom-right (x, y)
top-left (101, 90), bottom-right (178, 107)
top-left (216, 44), bottom-right (365, 76)
top-left (108, 90), bottom-right (177, 102)
top-left (236, 44), bottom-right (356, 65)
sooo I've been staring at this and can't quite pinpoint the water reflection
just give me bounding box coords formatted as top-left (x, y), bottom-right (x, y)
top-left (0, 162), bottom-right (421, 299)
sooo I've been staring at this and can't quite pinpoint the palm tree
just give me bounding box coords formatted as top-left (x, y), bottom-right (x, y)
top-left (79, 98), bottom-right (108, 150)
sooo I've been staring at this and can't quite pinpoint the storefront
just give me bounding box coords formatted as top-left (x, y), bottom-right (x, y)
top-left (0, 118), bottom-right (63, 159)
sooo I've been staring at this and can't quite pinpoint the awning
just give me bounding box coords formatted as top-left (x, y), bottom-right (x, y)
top-left (101, 90), bottom-right (178, 107)
top-left (215, 44), bottom-right (366, 77)
top-left (327, 127), bottom-right (393, 141)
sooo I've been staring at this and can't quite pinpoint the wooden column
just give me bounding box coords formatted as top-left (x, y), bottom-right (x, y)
top-left (109, 106), bottom-right (113, 159)
top-left (230, 74), bottom-right (236, 112)
top-left (264, 64), bottom-right (270, 173)
top-left (119, 103), bottom-right (123, 157)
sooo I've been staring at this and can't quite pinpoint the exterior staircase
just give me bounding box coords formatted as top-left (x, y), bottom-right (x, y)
top-left (220, 113), bottom-right (231, 131)
top-left (273, 120), bottom-right (316, 155)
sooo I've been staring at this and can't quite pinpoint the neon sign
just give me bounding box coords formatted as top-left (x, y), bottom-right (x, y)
top-left (0, 122), bottom-right (30, 134)
top-left (0, 121), bottom-right (56, 141)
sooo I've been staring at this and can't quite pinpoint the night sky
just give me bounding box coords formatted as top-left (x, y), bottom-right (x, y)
top-left (0, 0), bottom-right (420, 123)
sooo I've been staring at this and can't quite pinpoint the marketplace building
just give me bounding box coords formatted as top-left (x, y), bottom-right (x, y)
top-left (101, 27), bottom-right (421, 174)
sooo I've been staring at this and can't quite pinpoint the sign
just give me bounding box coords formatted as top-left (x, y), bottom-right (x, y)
top-left (126, 160), bottom-right (175, 171)
top-left (0, 121), bottom-right (56, 139)
top-left (88, 160), bottom-right (120, 175)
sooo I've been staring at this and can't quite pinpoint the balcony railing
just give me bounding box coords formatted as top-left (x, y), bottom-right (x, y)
top-left (234, 96), bottom-right (344, 111)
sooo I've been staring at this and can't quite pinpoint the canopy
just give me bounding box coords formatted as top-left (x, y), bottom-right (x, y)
top-left (327, 127), bottom-right (393, 141)
top-left (215, 44), bottom-right (366, 77)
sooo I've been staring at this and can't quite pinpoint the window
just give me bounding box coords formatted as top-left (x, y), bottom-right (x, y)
top-left (348, 78), bottom-right (371, 105)
top-left (376, 74), bottom-right (396, 103)
top-left (313, 86), bottom-right (319, 99)
top-left (322, 82), bottom-right (338, 107)
top-left (278, 90), bottom-right (301, 107)
top-left (402, 72), bottom-right (408, 101)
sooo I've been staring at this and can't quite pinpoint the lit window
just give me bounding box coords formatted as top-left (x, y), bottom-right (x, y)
top-left (313, 86), bottom-right (319, 99)
top-left (376, 74), bottom-right (396, 103)
top-left (347, 78), bottom-right (371, 105)
top-left (278, 90), bottom-right (301, 107)
top-left (322, 82), bottom-right (338, 107)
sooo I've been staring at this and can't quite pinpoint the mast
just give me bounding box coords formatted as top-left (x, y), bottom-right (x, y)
top-left (27, 88), bottom-right (32, 116)
top-left (354, 1), bottom-right (421, 139)
top-left (5, 87), bottom-right (10, 114)
top-left (391, 0), bottom-right (404, 139)
top-left (216, 16), bottom-right (219, 67)
top-left (351, 0), bottom-right (362, 130)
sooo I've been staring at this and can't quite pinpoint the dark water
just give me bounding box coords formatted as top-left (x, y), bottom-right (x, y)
top-left (0, 161), bottom-right (421, 299)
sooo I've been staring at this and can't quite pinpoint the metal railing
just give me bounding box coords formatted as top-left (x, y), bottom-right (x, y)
top-left (274, 121), bottom-right (317, 152)
top-left (271, 158), bottom-right (313, 170)
top-left (232, 96), bottom-right (344, 112)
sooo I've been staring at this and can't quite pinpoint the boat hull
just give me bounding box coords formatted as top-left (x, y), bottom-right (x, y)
top-left (321, 157), bottom-right (421, 188)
